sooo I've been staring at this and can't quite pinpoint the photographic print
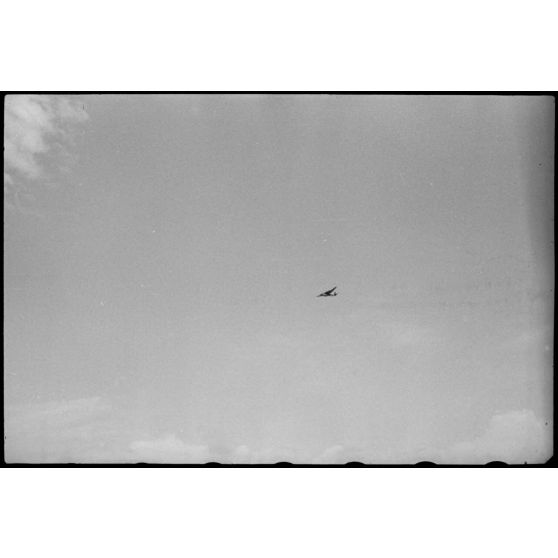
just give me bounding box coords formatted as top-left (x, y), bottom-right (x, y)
top-left (4, 93), bottom-right (554, 464)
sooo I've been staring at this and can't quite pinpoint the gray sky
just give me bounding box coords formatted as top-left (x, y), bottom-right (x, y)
top-left (4, 94), bottom-right (554, 463)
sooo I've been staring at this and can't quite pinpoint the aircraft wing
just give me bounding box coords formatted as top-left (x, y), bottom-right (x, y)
top-left (317, 287), bottom-right (337, 296)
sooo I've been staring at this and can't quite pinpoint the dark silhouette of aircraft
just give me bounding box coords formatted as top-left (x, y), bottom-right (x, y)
top-left (317, 286), bottom-right (338, 297)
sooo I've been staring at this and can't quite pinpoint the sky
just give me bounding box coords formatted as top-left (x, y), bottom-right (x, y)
top-left (4, 94), bottom-right (554, 464)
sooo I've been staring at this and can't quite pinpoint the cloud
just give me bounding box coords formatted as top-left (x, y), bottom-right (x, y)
top-left (6, 396), bottom-right (110, 430)
top-left (311, 444), bottom-right (415, 464)
top-left (438, 409), bottom-right (552, 464)
top-left (4, 94), bottom-right (88, 186)
top-left (7, 400), bottom-right (550, 464)
top-left (4, 396), bottom-right (113, 463)
top-left (129, 435), bottom-right (210, 464)
top-left (312, 444), bottom-right (347, 464)
top-left (129, 439), bottom-right (302, 464)
top-left (313, 409), bottom-right (553, 464)
top-left (229, 445), bottom-right (300, 464)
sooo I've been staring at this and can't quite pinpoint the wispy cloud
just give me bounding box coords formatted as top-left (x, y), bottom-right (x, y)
top-left (311, 444), bottom-right (415, 464)
top-left (4, 95), bottom-right (88, 201)
top-left (230, 445), bottom-right (300, 464)
top-left (312, 444), bottom-right (346, 464)
top-left (313, 408), bottom-right (553, 464)
top-left (5, 396), bottom-right (110, 432)
top-left (4, 396), bottom-right (113, 463)
top-left (129, 435), bottom-right (210, 464)
top-left (130, 438), bottom-right (302, 464)
top-left (437, 409), bottom-right (552, 464)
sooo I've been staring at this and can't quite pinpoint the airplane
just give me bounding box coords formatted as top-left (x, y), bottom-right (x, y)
top-left (317, 286), bottom-right (338, 297)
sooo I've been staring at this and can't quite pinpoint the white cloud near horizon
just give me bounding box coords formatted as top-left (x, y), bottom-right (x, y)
top-left (4, 94), bottom-right (88, 184)
top-left (6, 396), bottom-right (111, 429)
top-left (312, 408), bottom-right (553, 464)
top-left (312, 444), bottom-right (346, 464)
top-left (129, 435), bottom-right (210, 464)
top-left (5, 397), bottom-right (552, 464)
top-left (4, 396), bottom-right (113, 463)
top-left (439, 409), bottom-right (552, 464)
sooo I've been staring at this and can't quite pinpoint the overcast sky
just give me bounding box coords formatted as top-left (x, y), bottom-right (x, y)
top-left (4, 94), bottom-right (554, 463)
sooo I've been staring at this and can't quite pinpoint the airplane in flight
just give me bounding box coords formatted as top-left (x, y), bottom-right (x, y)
top-left (317, 286), bottom-right (338, 297)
